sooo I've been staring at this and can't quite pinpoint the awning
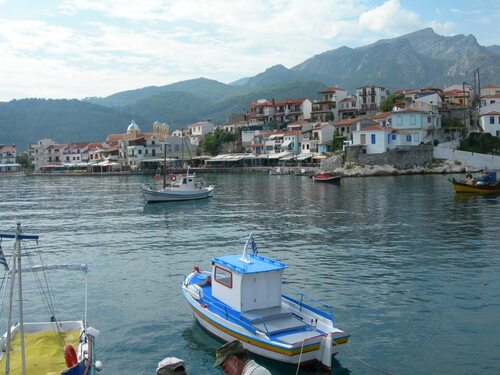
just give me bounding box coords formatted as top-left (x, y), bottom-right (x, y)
top-left (280, 155), bottom-right (295, 161)
top-left (296, 154), bottom-right (312, 160)
top-left (268, 151), bottom-right (291, 159)
top-left (313, 155), bottom-right (327, 159)
top-left (281, 139), bottom-right (293, 148)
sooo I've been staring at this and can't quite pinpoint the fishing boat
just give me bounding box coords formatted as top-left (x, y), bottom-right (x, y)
top-left (450, 171), bottom-right (500, 194)
top-left (141, 140), bottom-right (214, 203)
top-left (181, 234), bottom-right (349, 370)
top-left (0, 223), bottom-right (101, 375)
top-left (312, 172), bottom-right (341, 184)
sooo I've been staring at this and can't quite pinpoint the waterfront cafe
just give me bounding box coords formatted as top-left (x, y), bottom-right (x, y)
top-left (0, 163), bottom-right (22, 174)
top-left (205, 153), bottom-right (257, 168)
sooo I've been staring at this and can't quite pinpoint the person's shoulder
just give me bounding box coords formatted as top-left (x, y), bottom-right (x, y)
top-left (243, 360), bottom-right (272, 375)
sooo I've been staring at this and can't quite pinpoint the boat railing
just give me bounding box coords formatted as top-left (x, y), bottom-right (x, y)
top-left (239, 312), bottom-right (271, 336)
top-left (204, 298), bottom-right (258, 335)
top-left (282, 283), bottom-right (335, 324)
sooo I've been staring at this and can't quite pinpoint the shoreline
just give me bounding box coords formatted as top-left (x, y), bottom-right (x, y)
top-left (20, 160), bottom-right (484, 178)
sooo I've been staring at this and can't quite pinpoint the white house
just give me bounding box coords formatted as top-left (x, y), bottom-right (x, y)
top-left (188, 121), bottom-right (215, 146)
top-left (391, 108), bottom-right (441, 144)
top-left (479, 111), bottom-right (500, 137)
top-left (356, 85), bottom-right (390, 114)
top-left (311, 86), bottom-right (348, 122)
top-left (29, 138), bottom-right (56, 171)
top-left (352, 125), bottom-right (392, 154)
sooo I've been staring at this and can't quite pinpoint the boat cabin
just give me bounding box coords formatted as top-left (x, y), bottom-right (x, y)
top-left (211, 253), bottom-right (287, 313)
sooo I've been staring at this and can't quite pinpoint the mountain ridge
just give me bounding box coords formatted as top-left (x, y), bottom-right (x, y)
top-left (1, 28), bottom-right (499, 151)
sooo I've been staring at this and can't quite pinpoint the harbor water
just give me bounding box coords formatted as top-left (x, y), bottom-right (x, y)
top-left (0, 173), bottom-right (499, 374)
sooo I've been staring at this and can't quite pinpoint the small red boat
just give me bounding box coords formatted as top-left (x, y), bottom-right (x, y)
top-left (312, 172), bottom-right (341, 183)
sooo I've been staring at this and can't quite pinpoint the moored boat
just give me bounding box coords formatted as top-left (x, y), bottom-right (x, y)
top-left (312, 172), bottom-right (341, 184)
top-left (141, 169), bottom-right (215, 202)
top-left (181, 234), bottom-right (349, 370)
top-left (141, 139), bottom-right (214, 203)
top-left (451, 171), bottom-right (500, 194)
top-left (0, 223), bottom-right (101, 375)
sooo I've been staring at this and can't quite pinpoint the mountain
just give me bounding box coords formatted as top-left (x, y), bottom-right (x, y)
top-left (2, 28), bottom-right (499, 151)
top-left (486, 45), bottom-right (500, 56)
top-left (288, 28), bottom-right (500, 92)
top-left (0, 99), bottom-right (150, 151)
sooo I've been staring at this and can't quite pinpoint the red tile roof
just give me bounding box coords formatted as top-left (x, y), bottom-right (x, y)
top-left (274, 98), bottom-right (305, 106)
top-left (0, 146), bottom-right (16, 152)
top-left (481, 111), bottom-right (500, 116)
top-left (358, 125), bottom-right (390, 132)
top-left (320, 86), bottom-right (344, 93)
top-left (334, 118), bottom-right (362, 126)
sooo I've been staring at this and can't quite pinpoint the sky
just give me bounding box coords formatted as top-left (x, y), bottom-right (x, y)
top-left (0, 0), bottom-right (498, 101)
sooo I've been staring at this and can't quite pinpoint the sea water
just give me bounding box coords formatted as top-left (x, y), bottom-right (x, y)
top-left (0, 173), bottom-right (499, 374)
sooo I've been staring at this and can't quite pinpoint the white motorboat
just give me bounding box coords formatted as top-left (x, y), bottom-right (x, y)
top-left (181, 233), bottom-right (349, 370)
top-left (141, 168), bottom-right (215, 202)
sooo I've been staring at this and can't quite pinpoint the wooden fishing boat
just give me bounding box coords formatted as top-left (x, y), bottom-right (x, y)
top-left (0, 223), bottom-right (101, 375)
top-left (181, 234), bottom-right (349, 371)
top-left (451, 171), bottom-right (500, 194)
top-left (312, 172), bottom-right (341, 184)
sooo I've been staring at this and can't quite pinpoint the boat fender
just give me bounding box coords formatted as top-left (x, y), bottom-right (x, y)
top-left (64, 344), bottom-right (78, 368)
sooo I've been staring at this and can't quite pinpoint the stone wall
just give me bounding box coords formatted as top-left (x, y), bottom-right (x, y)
top-left (345, 145), bottom-right (434, 169)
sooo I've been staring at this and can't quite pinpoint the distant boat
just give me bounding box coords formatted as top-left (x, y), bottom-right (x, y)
top-left (268, 167), bottom-right (286, 175)
top-left (141, 168), bottom-right (215, 202)
top-left (450, 171), bottom-right (500, 194)
top-left (312, 172), bottom-right (341, 184)
top-left (294, 168), bottom-right (309, 176)
top-left (0, 223), bottom-right (101, 375)
top-left (182, 233), bottom-right (350, 371)
top-left (141, 139), bottom-right (214, 203)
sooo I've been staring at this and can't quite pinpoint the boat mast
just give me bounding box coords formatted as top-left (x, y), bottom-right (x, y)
top-left (163, 138), bottom-right (167, 189)
top-left (5, 222), bottom-right (27, 375)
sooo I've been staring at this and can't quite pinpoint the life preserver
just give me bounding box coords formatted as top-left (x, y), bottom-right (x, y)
top-left (170, 175), bottom-right (177, 181)
top-left (64, 344), bottom-right (78, 368)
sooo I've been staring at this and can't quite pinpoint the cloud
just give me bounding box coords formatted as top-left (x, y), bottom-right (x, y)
top-left (358, 0), bottom-right (419, 33)
top-left (0, 0), bottom-right (493, 100)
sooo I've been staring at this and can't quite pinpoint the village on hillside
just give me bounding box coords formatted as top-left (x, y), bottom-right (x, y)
top-left (1, 83), bottom-right (500, 174)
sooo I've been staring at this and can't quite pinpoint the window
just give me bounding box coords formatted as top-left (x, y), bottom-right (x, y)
top-left (214, 267), bottom-right (232, 288)
top-left (371, 134), bottom-right (376, 144)
top-left (360, 134), bottom-right (366, 145)
top-left (490, 116), bottom-right (495, 124)
top-left (414, 133), bottom-right (420, 142)
top-left (138, 149), bottom-right (142, 154)
top-left (397, 116), bottom-right (402, 125)
top-left (406, 135), bottom-right (412, 142)
top-left (391, 134), bottom-right (396, 140)
top-left (152, 150), bottom-right (156, 157)
top-left (410, 115), bottom-right (416, 125)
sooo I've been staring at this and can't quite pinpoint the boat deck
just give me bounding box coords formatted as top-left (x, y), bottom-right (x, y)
top-left (0, 329), bottom-right (80, 375)
top-left (190, 276), bottom-right (324, 344)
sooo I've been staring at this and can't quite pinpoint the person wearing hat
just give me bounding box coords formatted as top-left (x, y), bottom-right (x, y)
top-left (213, 340), bottom-right (271, 375)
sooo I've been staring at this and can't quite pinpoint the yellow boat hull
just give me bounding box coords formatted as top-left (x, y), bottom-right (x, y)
top-left (452, 181), bottom-right (500, 194)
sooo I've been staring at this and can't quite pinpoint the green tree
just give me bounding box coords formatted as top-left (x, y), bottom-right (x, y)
top-left (201, 129), bottom-right (236, 156)
top-left (458, 132), bottom-right (500, 155)
top-left (380, 94), bottom-right (405, 112)
top-left (16, 154), bottom-right (32, 170)
top-left (330, 130), bottom-right (345, 152)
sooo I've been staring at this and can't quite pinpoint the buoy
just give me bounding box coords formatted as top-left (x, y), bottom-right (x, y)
top-left (64, 344), bottom-right (78, 368)
top-left (171, 175), bottom-right (177, 181)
